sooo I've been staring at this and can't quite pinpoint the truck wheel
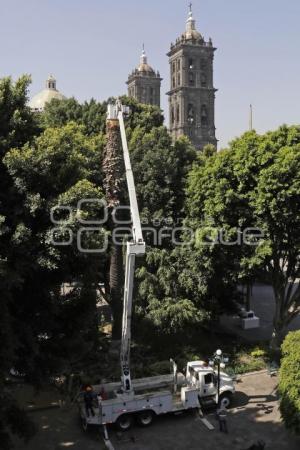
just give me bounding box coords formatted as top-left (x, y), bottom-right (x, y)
top-left (219, 392), bottom-right (232, 409)
top-left (116, 414), bottom-right (133, 431)
top-left (136, 410), bottom-right (154, 427)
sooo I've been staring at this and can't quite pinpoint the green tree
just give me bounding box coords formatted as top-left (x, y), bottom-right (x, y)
top-left (4, 122), bottom-right (107, 379)
top-left (186, 126), bottom-right (300, 351)
top-left (0, 75), bottom-right (39, 449)
top-left (41, 97), bottom-right (107, 135)
top-left (126, 124), bottom-right (200, 339)
top-left (129, 127), bottom-right (196, 225)
top-left (279, 330), bottom-right (300, 434)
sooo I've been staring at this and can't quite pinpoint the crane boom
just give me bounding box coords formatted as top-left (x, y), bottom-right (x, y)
top-left (107, 100), bottom-right (145, 394)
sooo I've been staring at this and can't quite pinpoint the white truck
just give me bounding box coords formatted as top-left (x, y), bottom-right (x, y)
top-left (78, 100), bottom-right (235, 431)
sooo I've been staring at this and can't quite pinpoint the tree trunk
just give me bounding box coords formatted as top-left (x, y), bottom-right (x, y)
top-left (270, 322), bottom-right (285, 351)
top-left (245, 283), bottom-right (251, 312)
top-left (269, 289), bottom-right (287, 357)
top-left (102, 117), bottom-right (125, 339)
top-left (109, 244), bottom-right (124, 339)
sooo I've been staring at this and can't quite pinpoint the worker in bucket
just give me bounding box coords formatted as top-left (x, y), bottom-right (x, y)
top-left (84, 385), bottom-right (95, 417)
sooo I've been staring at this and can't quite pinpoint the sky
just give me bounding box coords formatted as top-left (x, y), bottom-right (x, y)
top-left (1, 0), bottom-right (300, 148)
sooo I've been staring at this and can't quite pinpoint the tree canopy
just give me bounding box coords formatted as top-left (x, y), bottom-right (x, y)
top-left (186, 126), bottom-right (300, 349)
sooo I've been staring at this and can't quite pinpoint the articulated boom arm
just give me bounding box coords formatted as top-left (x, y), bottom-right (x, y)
top-left (107, 100), bottom-right (145, 394)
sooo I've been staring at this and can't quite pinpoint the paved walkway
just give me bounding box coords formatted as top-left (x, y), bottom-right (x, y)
top-left (108, 371), bottom-right (299, 450)
top-left (14, 372), bottom-right (300, 450)
top-left (219, 283), bottom-right (300, 342)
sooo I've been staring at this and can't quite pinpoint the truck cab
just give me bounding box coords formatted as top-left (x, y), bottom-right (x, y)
top-left (185, 361), bottom-right (235, 408)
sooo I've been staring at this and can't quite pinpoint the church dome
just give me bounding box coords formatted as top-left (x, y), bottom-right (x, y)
top-left (29, 75), bottom-right (66, 112)
top-left (138, 62), bottom-right (155, 73)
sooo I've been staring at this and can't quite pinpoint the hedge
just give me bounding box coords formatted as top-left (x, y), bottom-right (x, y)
top-left (279, 330), bottom-right (300, 434)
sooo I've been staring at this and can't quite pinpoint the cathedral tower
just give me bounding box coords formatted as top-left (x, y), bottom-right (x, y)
top-left (127, 47), bottom-right (162, 107)
top-left (167, 6), bottom-right (217, 150)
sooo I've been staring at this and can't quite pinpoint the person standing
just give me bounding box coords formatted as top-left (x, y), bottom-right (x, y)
top-left (217, 406), bottom-right (228, 433)
top-left (84, 385), bottom-right (95, 417)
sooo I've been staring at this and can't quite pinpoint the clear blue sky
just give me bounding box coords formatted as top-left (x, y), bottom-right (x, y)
top-left (1, 0), bottom-right (300, 148)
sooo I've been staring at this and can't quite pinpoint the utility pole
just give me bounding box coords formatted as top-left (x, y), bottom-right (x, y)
top-left (249, 104), bottom-right (253, 131)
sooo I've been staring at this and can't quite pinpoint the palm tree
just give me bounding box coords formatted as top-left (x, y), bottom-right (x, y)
top-left (102, 117), bottom-right (125, 339)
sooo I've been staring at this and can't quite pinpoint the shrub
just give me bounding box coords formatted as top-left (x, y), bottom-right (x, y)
top-left (250, 348), bottom-right (266, 358)
top-left (279, 331), bottom-right (300, 434)
top-left (228, 349), bottom-right (267, 374)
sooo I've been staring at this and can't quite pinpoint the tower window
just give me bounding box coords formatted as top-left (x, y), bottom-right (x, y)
top-left (187, 103), bottom-right (195, 125)
top-left (171, 106), bottom-right (175, 124)
top-left (201, 105), bottom-right (208, 126)
top-left (177, 59), bottom-right (181, 70)
top-left (177, 74), bottom-right (181, 86)
top-left (201, 73), bottom-right (207, 87)
top-left (189, 72), bottom-right (195, 86)
top-left (172, 62), bottom-right (176, 73)
top-left (172, 76), bottom-right (176, 88)
top-left (176, 104), bottom-right (180, 122)
top-left (149, 87), bottom-right (154, 104)
top-left (189, 58), bottom-right (194, 69)
top-left (201, 59), bottom-right (207, 70)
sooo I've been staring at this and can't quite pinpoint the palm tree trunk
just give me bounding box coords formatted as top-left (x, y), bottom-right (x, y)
top-left (102, 117), bottom-right (125, 339)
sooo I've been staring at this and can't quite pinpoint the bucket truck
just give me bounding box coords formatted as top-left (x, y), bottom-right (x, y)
top-left (78, 100), bottom-right (235, 432)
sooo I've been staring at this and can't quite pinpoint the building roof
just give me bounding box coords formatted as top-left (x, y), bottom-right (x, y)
top-left (29, 75), bottom-right (66, 112)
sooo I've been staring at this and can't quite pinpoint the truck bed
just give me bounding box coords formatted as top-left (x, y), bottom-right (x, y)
top-left (79, 386), bottom-right (199, 427)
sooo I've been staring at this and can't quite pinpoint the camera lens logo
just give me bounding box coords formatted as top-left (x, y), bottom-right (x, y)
top-left (50, 199), bottom-right (108, 253)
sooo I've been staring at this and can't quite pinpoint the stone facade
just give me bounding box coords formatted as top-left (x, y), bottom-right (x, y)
top-left (127, 49), bottom-right (162, 107)
top-left (166, 8), bottom-right (217, 150)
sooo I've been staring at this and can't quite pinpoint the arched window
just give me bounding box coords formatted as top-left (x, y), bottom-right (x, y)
top-left (177, 59), bottom-right (181, 70)
top-left (189, 58), bottom-right (194, 69)
top-left (189, 72), bottom-right (195, 86)
top-left (177, 73), bottom-right (181, 86)
top-left (171, 106), bottom-right (175, 124)
top-left (172, 76), bottom-right (176, 88)
top-left (201, 105), bottom-right (208, 126)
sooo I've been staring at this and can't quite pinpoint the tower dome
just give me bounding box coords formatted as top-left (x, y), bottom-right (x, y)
top-left (29, 75), bottom-right (66, 112)
top-left (137, 47), bottom-right (155, 74)
top-left (184, 4), bottom-right (202, 40)
top-left (126, 46), bottom-right (162, 107)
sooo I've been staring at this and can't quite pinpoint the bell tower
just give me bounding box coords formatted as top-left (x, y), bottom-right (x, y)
top-left (167, 5), bottom-right (217, 150)
top-left (127, 46), bottom-right (162, 107)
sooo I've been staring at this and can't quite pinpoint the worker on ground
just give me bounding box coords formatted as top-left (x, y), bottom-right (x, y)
top-left (84, 385), bottom-right (95, 417)
top-left (216, 406), bottom-right (228, 433)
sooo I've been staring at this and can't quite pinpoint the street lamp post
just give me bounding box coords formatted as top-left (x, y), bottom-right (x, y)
top-left (209, 349), bottom-right (229, 406)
